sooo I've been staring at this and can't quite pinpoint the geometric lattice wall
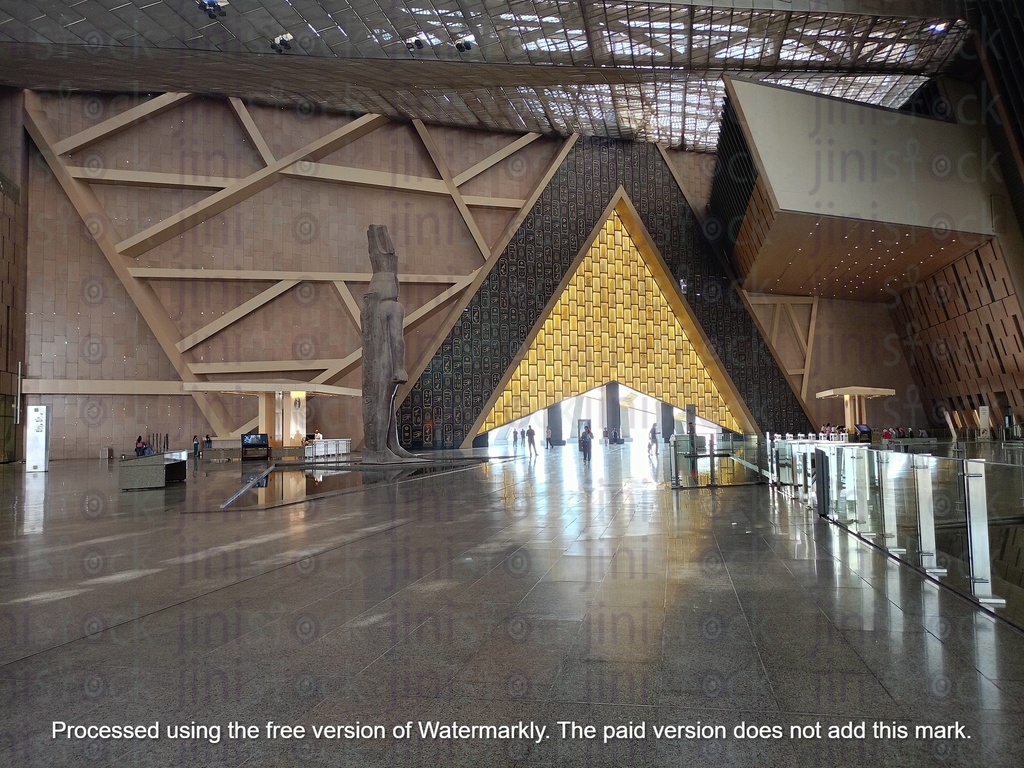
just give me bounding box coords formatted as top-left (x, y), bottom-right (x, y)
top-left (480, 209), bottom-right (742, 433)
top-left (19, 90), bottom-right (565, 457)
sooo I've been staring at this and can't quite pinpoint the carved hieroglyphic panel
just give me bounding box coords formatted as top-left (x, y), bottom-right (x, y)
top-left (402, 136), bottom-right (812, 449)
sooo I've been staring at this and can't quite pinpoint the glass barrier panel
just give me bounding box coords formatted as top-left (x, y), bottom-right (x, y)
top-left (980, 460), bottom-right (1024, 625)
top-left (672, 434), bottom-right (768, 489)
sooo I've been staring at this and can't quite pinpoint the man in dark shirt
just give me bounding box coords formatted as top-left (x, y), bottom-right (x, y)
top-left (580, 426), bottom-right (593, 464)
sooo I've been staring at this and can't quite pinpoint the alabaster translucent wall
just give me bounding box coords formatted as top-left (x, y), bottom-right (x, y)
top-left (482, 212), bottom-right (742, 434)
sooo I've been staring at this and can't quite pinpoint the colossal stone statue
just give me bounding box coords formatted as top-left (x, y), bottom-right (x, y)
top-left (361, 225), bottom-right (416, 463)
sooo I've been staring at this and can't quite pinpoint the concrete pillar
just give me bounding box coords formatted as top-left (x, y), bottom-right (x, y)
top-left (661, 402), bottom-right (676, 442)
top-left (258, 393), bottom-right (278, 446)
top-left (571, 397), bottom-right (585, 437)
top-left (547, 403), bottom-right (563, 445)
top-left (284, 391), bottom-right (306, 447)
top-left (605, 382), bottom-right (621, 441)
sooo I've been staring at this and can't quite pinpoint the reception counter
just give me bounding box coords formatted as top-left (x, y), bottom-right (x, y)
top-left (304, 439), bottom-right (351, 461)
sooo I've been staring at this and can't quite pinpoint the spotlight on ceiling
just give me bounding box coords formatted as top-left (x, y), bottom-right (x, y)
top-left (405, 35), bottom-right (426, 51)
top-left (198, 0), bottom-right (227, 19)
top-left (271, 32), bottom-right (293, 53)
top-left (455, 39), bottom-right (472, 52)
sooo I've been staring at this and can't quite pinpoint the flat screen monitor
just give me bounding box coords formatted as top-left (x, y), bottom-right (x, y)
top-left (241, 433), bottom-right (269, 447)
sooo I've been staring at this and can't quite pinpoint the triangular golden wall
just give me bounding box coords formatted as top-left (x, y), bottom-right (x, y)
top-left (480, 210), bottom-right (743, 433)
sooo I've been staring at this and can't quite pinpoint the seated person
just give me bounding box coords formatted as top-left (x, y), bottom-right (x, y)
top-left (135, 436), bottom-right (146, 456)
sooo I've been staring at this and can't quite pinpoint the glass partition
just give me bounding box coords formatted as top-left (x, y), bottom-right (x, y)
top-left (670, 433), bottom-right (768, 489)
top-left (785, 438), bottom-right (1024, 630)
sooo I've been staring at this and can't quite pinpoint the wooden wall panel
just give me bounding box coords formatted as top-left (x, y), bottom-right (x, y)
top-left (732, 175), bottom-right (776, 279)
top-left (894, 238), bottom-right (1024, 428)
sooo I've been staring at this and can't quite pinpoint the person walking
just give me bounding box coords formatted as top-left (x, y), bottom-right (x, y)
top-left (526, 425), bottom-right (537, 456)
top-left (580, 425), bottom-right (594, 465)
top-left (648, 423), bottom-right (658, 455)
top-left (513, 429), bottom-right (519, 450)
top-left (545, 426), bottom-right (552, 449)
top-left (192, 435), bottom-right (200, 458)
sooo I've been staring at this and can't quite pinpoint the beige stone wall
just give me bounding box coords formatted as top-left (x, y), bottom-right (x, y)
top-left (748, 293), bottom-right (923, 431)
top-left (23, 92), bottom-right (562, 458)
top-left (661, 148), bottom-right (717, 217)
top-left (808, 298), bottom-right (923, 430)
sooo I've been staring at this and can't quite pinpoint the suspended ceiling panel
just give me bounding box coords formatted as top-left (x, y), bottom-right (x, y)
top-left (716, 76), bottom-right (999, 301)
top-left (740, 212), bottom-right (988, 301)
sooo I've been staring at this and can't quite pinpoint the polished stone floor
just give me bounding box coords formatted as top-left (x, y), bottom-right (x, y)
top-left (2, 444), bottom-right (1024, 767)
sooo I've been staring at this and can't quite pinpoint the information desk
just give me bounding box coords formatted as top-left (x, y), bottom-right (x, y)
top-left (304, 438), bottom-right (351, 461)
top-left (119, 451), bottom-right (188, 490)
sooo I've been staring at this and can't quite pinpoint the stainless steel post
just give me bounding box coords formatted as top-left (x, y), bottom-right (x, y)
top-left (913, 455), bottom-right (946, 576)
top-left (964, 458), bottom-right (1006, 607)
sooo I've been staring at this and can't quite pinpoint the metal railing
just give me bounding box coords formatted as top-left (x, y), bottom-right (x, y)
top-left (772, 438), bottom-right (1024, 628)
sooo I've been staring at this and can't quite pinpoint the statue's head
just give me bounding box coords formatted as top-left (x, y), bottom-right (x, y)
top-left (367, 225), bottom-right (398, 274)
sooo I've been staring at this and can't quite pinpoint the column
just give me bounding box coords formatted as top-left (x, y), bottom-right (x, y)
top-left (284, 391), bottom-right (306, 447)
top-left (605, 382), bottom-right (620, 442)
top-left (258, 393), bottom-right (277, 446)
top-left (547, 402), bottom-right (563, 445)
top-left (571, 397), bottom-right (585, 437)
top-left (661, 402), bottom-right (676, 443)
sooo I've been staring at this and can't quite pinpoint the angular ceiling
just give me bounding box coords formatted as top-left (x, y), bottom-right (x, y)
top-left (0, 0), bottom-right (970, 150)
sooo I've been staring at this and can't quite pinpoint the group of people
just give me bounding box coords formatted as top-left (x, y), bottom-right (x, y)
top-left (512, 425), bottom-right (556, 456)
top-left (191, 434), bottom-right (213, 457)
top-left (508, 422), bottom-right (660, 466)
top-left (818, 423), bottom-right (851, 438)
top-left (136, 434), bottom-right (217, 458)
top-left (818, 423), bottom-right (927, 441)
top-left (880, 426), bottom-right (925, 440)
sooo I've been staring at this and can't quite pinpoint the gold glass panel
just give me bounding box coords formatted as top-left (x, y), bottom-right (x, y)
top-left (480, 211), bottom-right (743, 433)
